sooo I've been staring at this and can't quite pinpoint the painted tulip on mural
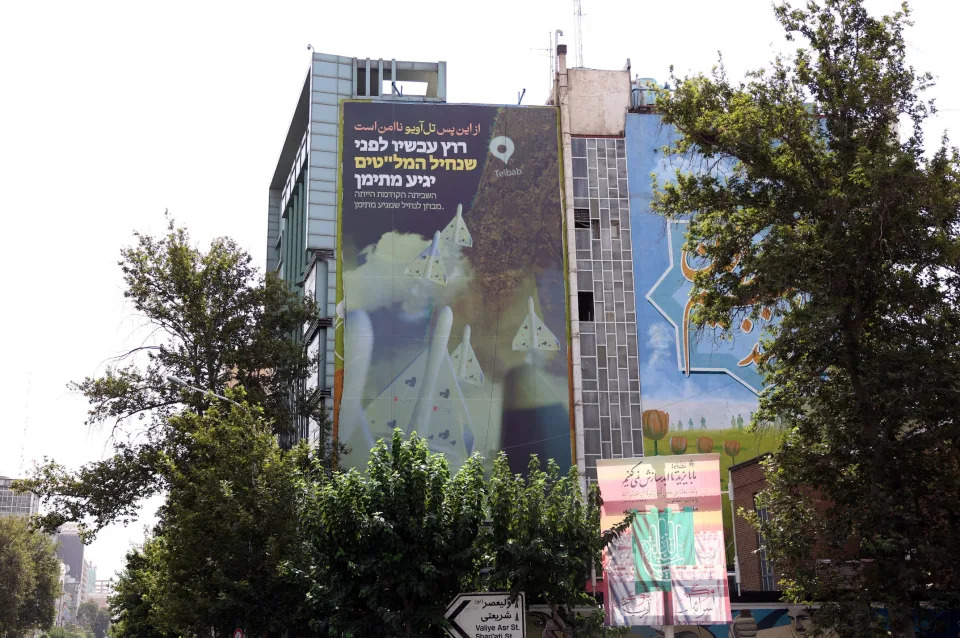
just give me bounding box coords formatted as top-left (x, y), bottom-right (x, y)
top-left (641, 409), bottom-right (669, 455)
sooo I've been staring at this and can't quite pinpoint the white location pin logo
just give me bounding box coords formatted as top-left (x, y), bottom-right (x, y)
top-left (488, 136), bottom-right (515, 165)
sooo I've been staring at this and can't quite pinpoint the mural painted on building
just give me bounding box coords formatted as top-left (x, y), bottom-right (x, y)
top-left (618, 607), bottom-right (818, 638)
top-left (617, 606), bottom-right (960, 638)
top-left (625, 113), bottom-right (783, 555)
top-left (336, 101), bottom-right (570, 473)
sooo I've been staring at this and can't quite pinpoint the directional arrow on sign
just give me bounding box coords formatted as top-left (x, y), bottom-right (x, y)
top-left (444, 591), bottom-right (526, 638)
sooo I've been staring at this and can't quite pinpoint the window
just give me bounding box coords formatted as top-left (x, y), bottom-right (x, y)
top-left (578, 291), bottom-right (595, 322)
top-left (574, 209), bottom-right (590, 229)
top-left (611, 218), bottom-right (620, 238)
top-left (591, 219), bottom-right (600, 240)
top-left (755, 495), bottom-right (776, 591)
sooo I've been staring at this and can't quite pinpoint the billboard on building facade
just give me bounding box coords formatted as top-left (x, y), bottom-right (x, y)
top-left (598, 455), bottom-right (731, 628)
top-left (624, 113), bottom-right (782, 554)
top-left (335, 101), bottom-right (570, 473)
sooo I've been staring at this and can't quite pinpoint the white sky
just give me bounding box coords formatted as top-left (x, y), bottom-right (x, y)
top-left (1, 0), bottom-right (957, 581)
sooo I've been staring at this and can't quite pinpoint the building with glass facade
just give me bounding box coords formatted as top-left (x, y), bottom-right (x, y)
top-left (0, 475), bottom-right (39, 517)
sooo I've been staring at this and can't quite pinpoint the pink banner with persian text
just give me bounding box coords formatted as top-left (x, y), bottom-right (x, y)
top-left (598, 455), bottom-right (731, 627)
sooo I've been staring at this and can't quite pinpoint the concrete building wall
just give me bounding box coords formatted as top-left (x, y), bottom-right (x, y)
top-left (306, 53), bottom-right (352, 395)
top-left (570, 136), bottom-right (643, 481)
top-left (556, 47), bottom-right (643, 483)
top-left (567, 69), bottom-right (631, 137)
top-left (307, 52), bottom-right (352, 258)
top-left (266, 189), bottom-right (281, 273)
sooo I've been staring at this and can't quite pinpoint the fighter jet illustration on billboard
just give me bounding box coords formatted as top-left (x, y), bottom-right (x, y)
top-left (362, 306), bottom-right (475, 461)
top-left (512, 296), bottom-right (561, 351)
top-left (450, 324), bottom-right (483, 385)
top-left (338, 307), bottom-right (376, 452)
top-left (404, 231), bottom-right (447, 285)
top-left (439, 204), bottom-right (473, 248)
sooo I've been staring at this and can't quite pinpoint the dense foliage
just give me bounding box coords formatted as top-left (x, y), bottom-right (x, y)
top-left (108, 397), bottom-right (314, 637)
top-left (108, 427), bottom-right (619, 637)
top-left (76, 601), bottom-right (111, 638)
top-left (18, 219), bottom-right (329, 538)
top-left (303, 430), bottom-right (487, 637)
top-left (108, 540), bottom-right (176, 638)
top-left (652, 0), bottom-right (960, 634)
top-left (486, 454), bottom-right (612, 634)
top-left (0, 515), bottom-right (61, 637)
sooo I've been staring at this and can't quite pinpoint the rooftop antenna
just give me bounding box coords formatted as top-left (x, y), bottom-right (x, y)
top-left (517, 88), bottom-right (526, 105)
top-left (573, 0), bottom-right (584, 66)
top-left (19, 372), bottom-right (31, 476)
top-left (307, 44), bottom-right (314, 52)
top-left (530, 32), bottom-right (553, 95)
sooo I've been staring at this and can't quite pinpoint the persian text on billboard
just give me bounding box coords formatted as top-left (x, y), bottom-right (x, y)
top-left (598, 455), bottom-right (731, 627)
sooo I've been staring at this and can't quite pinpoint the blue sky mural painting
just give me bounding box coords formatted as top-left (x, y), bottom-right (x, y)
top-left (625, 113), bottom-right (781, 552)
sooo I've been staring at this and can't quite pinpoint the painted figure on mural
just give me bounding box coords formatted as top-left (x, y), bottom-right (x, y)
top-left (757, 605), bottom-right (814, 638)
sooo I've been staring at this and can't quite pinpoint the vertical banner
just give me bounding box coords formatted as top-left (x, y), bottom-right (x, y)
top-left (336, 102), bottom-right (570, 473)
top-left (598, 455), bottom-right (731, 627)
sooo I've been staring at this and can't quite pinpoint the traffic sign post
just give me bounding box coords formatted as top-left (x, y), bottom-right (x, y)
top-left (232, 629), bottom-right (243, 638)
top-left (444, 592), bottom-right (526, 638)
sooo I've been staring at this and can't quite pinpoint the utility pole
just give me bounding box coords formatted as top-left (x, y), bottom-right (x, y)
top-left (573, 0), bottom-right (584, 66)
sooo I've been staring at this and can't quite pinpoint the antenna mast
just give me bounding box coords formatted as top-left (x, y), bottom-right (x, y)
top-left (573, 0), bottom-right (584, 66)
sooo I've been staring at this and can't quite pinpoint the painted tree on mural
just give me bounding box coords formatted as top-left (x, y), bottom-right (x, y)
top-left (654, 0), bottom-right (960, 635)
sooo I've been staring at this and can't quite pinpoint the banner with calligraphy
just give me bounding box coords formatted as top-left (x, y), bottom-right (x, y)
top-left (335, 101), bottom-right (570, 474)
top-left (598, 455), bottom-right (731, 627)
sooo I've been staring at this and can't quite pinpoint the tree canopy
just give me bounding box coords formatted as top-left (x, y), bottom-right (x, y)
top-left (653, 0), bottom-right (960, 634)
top-left (18, 219), bottom-right (328, 538)
top-left (107, 395), bottom-right (314, 637)
top-left (77, 601), bottom-right (111, 638)
top-left (0, 515), bottom-right (61, 637)
top-left (303, 430), bottom-right (487, 638)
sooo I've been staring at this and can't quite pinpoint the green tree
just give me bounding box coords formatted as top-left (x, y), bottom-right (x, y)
top-left (0, 516), bottom-right (61, 637)
top-left (44, 627), bottom-right (93, 638)
top-left (108, 540), bottom-right (175, 638)
top-left (76, 601), bottom-right (108, 638)
top-left (18, 219), bottom-right (332, 538)
top-left (303, 430), bottom-right (486, 637)
top-left (108, 395), bottom-right (313, 637)
top-left (76, 601), bottom-right (97, 630)
top-left (92, 608), bottom-right (111, 638)
top-left (653, 0), bottom-right (960, 634)
top-left (485, 454), bottom-right (622, 634)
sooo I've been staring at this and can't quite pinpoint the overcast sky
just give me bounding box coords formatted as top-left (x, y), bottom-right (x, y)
top-left (1, 0), bottom-right (957, 581)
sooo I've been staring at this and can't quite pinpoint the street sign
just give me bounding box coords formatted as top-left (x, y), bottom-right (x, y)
top-left (232, 629), bottom-right (243, 638)
top-left (444, 592), bottom-right (526, 638)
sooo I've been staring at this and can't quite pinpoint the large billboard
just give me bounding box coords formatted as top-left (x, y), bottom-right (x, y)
top-left (625, 113), bottom-right (782, 554)
top-left (335, 101), bottom-right (571, 473)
